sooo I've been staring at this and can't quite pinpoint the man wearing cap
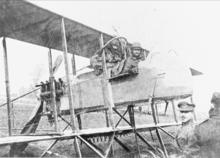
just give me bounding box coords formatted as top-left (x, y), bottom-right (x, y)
top-left (193, 92), bottom-right (220, 158)
top-left (173, 101), bottom-right (200, 158)
top-left (121, 42), bottom-right (144, 74)
top-left (130, 42), bottom-right (143, 59)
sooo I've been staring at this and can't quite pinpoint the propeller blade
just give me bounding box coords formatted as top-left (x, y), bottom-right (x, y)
top-left (52, 55), bottom-right (63, 75)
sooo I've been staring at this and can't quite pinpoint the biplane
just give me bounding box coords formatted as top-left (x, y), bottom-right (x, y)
top-left (0, 0), bottom-right (202, 157)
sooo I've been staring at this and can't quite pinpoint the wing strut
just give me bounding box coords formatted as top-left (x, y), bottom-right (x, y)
top-left (2, 37), bottom-right (12, 136)
top-left (61, 18), bottom-right (82, 158)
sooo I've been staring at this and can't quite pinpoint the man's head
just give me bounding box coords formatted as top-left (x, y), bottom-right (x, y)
top-left (131, 42), bottom-right (142, 57)
top-left (108, 39), bottom-right (123, 59)
top-left (178, 101), bottom-right (195, 123)
top-left (110, 39), bottom-right (120, 50)
top-left (211, 92), bottom-right (220, 108)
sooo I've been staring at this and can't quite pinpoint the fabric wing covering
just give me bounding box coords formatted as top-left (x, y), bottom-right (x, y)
top-left (0, 0), bottom-right (113, 58)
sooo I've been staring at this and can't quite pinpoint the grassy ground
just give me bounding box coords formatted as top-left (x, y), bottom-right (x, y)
top-left (0, 101), bottom-right (209, 158)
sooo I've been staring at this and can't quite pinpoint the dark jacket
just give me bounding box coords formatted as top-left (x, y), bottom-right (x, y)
top-left (175, 120), bottom-right (200, 158)
top-left (194, 108), bottom-right (220, 158)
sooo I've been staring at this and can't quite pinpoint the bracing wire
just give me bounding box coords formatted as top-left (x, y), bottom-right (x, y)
top-left (0, 13), bottom-right (17, 40)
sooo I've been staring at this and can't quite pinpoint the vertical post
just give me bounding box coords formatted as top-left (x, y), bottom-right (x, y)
top-left (99, 34), bottom-right (115, 129)
top-left (99, 34), bottom-right (107, 78)
top-left (171, 100), bottom-right (178, 123)
top-left (71, 54), bottom-right (76, 75)
top-left (61, 18), bottom-right (78, 131)
top-left (72, 54), bottom-right (83, 130)
top-left (61, 18), bottom-right (82, 158)
top-left (105, 109), bottom-right (109, 127)
top-left (77, 115), bottom-right (82, 130)
top-left (149, 76), bottom-right (159, 125)
top-left (12, 103), bottom-right (15, 128)
top-left (48, 48), bottom-right (59, 132)
top-left (128, 105), bottom-right (140, 157)
top-left (164, 101), bottom-right (169, 115)
top-left (2, 37), bottom-right (12, 136)
top-left (155, 104), bottom-right (160, 123)
top-left (151, 99), bottom-right (158, 124)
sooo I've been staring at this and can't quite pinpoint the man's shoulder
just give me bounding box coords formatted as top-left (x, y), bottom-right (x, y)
top-left (192, 119), bottom-right (209, 137)
top-left (196, 119), bottom-right (209, 126)
top-left (194, 119), bottom-right (210, 131)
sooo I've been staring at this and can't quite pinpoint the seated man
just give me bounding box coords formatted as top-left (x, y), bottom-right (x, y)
top-left (120, 42), bottom-right (143, 74)
top-left (105, 39), bottom-right (125, 76)
top-left (108, 41), bottom-right (144, 77)
top-left (90, 39), bottom-right (145, 77)
top-left (90, 38), bottom-right (126, 76)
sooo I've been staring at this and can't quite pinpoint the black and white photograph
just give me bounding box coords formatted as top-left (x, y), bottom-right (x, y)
top-left (0, 1), bottom-right (220, 157)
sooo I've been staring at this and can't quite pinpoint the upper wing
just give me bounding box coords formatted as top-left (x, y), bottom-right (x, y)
top-left (0, 0), bottom-right (114, 58)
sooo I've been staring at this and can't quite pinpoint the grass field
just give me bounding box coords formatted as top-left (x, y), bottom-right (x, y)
top-left (0, 99), bottom-right (209, 158)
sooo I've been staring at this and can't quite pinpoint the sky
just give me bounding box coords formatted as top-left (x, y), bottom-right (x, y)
top-left (1, 1), bottom-right (220, 113)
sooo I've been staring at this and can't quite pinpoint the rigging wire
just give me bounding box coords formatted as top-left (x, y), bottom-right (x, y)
top-left (0, 13), bottom-right (17, 40)
top-left (45, 19), bottom-right (61, 48)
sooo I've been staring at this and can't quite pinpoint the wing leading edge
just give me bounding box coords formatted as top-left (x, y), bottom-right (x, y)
top-left (0, 0), bottom-right (114, 58)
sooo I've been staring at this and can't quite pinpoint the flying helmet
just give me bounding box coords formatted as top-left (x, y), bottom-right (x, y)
top-left (131, 42), bottom-right (142, 50)
top-left (108, 39), bottom-right (123, 59)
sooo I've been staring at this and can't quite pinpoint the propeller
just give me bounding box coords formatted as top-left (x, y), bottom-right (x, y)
top-left (52, 55), bottom-right (63, 75)
top-left (1, 54), bottom-right (64, 107)
top-left (35, 55), bottom-right (63, 89)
